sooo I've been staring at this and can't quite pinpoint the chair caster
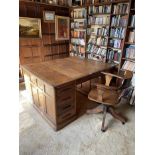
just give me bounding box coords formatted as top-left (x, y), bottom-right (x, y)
top-left (122, 121), bottom-right (126, 125)
top-left (101, 128), bottom-right (106, 132)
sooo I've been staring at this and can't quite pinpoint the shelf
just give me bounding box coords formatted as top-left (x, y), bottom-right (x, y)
top-left (110, 26), bottom-right (127, 28)
top-left (20, 0), bottom-right (69, 8)
top-left (71, 18), bottom-right (86, 20)
top-left (128, 26), bottom-right (135, 29)
top-left (88, 24), bottom-right (109, 27)
top-left (111, 13), bottom-right (128, 16)
top-left (122, 58), bottom-right (135, 62)
top-left (125, 42), bottom-right (135, 45)
top-left (71, 28), bottom-right (87, 30)
top-left (88, 13), bottom-right (111, 16)
top-left (70, 43), bottom-right (85, 47)
top-left (87, 34), bottom-right (108, 38)
top-left (88, 43), bottom-right (107, 48)
top-left (108, 46), bottom-right (122, 50)
top-left (109, 37), bottom-right (124, 39)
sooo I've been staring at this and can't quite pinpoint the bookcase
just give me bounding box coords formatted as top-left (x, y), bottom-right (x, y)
top-left (70, 0), bottom-right (135, 72)
top-left (70, 7), bottom-right (87, 58)
top-left (121, 0), bottom-right (135, 72)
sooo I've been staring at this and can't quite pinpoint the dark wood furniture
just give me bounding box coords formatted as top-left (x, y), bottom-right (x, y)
top-left (21, 57), bottom-right (115, 131)
top-left (87, 69), bottom-right (133, 132)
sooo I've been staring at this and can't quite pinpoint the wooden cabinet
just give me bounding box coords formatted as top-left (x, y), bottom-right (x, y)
top-left (23, 70), bottom-right (76, 130)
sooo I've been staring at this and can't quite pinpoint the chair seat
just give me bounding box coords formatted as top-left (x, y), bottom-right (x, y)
top-left (88, 88), bottom-right (120, 106)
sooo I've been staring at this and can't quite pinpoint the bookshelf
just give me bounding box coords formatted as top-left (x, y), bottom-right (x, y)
top-left (69, 0), bottom-right (135, 71)
top-left (121, 0), bottom-right (135, 72)
top-left (70, 7), bottom-right (87, 58)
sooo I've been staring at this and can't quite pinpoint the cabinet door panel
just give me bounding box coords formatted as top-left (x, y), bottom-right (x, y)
top-left (38, 89), bottom-right (46, 113)
top-left (45, 96), bottom-right (56, 123)
top-left (31, 85), bottom-right (39, 107)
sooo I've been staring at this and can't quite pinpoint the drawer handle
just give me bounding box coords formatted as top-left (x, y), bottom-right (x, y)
top-left (63, 104), bottom-right (71, 110)
top-left (62, 113), bottom-right (71, 119)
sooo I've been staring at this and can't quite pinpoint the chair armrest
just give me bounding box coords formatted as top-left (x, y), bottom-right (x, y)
top-left (95, 83), bottom-right (120, 91)
top-left (101, 72), bottom-right (124, 79)
top-left (101, 70), bottom-right (133, 80)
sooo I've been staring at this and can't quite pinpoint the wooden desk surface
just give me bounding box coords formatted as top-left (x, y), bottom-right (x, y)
top-left (22, 57), bottom-right (115, 87)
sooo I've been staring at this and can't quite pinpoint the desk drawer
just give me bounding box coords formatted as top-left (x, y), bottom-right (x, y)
top-left (57, 99), bottom-right (75, 115)
top-left (57, 108), bottom-right (76, 123)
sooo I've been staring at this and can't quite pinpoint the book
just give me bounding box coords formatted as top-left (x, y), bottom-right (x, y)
top-left (110, 27), bottom-right (125, 38)
top-left (125, 45), bottom-right (135, 59)
top-left (112, 3), bottom-right (129, 14)
top-left (128, 30), bottom-right (135, 43)
top-left (122, 60), bottom-right (135, 72)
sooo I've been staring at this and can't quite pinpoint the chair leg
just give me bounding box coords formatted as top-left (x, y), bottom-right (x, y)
top-left (101, 106), bottom-right (107, 132)
top-left (108, 107), bottom-right (126, 124)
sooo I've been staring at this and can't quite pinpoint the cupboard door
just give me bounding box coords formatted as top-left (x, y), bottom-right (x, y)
top-left (45, 96), bottom-right (56, 123)
top-left (38, 89), bottom-right (46, 113)
top-left (31, 85), bottom-right (39, 107)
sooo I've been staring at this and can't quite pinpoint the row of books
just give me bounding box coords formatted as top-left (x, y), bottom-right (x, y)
top-left (109, 39), bottom-right (122, 48)
top-left (87, 27), bottom-right (109, 36)
top-left (111, 15), bottom-right (128, 27)
top-left (88, 16), bottom-right (110, 25)
top-left (70, 45), bottom-right (85, 58)
top-left (88, 37), bottom-right (108, 46)
top-left (71, 38), bottom-right (86, 46)
top-left (71, 20), bottom-right (87, 29)
top-left (122, 60), bottom-right (135, 72)
top-left (112, 3), bottom-right (129, 14)
top-left (87, 44), bottom-right (107, 61)
top-left (71, 30), bottom-right (86, 38)
top-left (106, 49), bottom-right (121, 63)
top-left (88, 5), bottom-right (111, 14)
top-left (128, 30), bottom-right (135, 43)
top-left (110, 27), bottom-right (126, 38)
top-left (71, 8), bottom-right (87, 18)
top-left (130, 15), bottom-right (135, 27)
top-left (125, 45), bottom-right (135, 59)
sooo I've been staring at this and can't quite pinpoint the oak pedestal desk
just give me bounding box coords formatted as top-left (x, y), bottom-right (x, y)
top-left (22, 57), bottom-right (115, 131)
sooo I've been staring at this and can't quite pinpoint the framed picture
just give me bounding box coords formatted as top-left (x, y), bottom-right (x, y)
top-left (19, 17), bottom-right (42, 38)
top-left (55, 16), bottom-right (70, 40)
top-left (43, 11), bottom-right (55, 22)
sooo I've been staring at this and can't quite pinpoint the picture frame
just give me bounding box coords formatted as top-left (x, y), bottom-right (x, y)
top-left (55, 16), bottom-right (70, 41)
top-left (19, 17), bottom-right (42, 38)
top-left (43, 11), bottom-right (55, 23)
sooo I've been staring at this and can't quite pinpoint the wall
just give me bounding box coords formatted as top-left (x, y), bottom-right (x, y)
top-left (19, 1), bottom-right (70, 65)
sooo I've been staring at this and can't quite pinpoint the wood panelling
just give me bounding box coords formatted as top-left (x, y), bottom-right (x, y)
top-left (19, 1), bottom-right (70, 65)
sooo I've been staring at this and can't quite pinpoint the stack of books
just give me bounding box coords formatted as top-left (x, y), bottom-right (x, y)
top-left (112, 3), bottom-right (129, 14)
top-left (106, 49), bottom-right (121, 64)
top-left (71, 20), bottom-right (87, 29)
top-left (88, 16), bottom-right (110, 25)
top-left (130, 15), bottom-right (135, 27)
top-left (128, 30), bottom-right (135, 43)
top-left (88, 5), bottom-right (111, 14)
top-left (71, 38), bottom-right (85, 46)
top-left (87, 27), bottom-right (109, 36)
top-left (71, 30), bottom-right (85, 38)
top-left (87, 44), bottom-right (107, 62)
top-left (125, 45), bottom-right (135, 59)
top-left (122, 60), bottom-right (135, 72)
top-left (111, 15), bottom-right (128, 27)
top-left (109, 39), bottom-right (122, 48)
top-left (71, 8), bottom-right (87, 18)
top-left (110, 27), bottom-right (126, 38)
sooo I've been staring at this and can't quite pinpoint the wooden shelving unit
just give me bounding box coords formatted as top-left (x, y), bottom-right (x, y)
top-left (120, 0), bottom-right (135, 71)
top-left (69, 6), bottom-right (87, 58)
top-left (69, 0), bottom-right (135, 71)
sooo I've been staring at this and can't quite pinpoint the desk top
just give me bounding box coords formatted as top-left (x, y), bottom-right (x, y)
top-left (22, 57), bottom-right (116, 87)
